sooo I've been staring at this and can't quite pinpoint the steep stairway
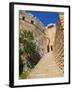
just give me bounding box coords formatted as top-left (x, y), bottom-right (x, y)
top-left (28, 51), bottom-right (63, 79)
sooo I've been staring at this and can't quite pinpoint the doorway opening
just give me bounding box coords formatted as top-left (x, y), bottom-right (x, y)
top-left (47, 45), bottom-right (49, 52)
top-left (51, 45), bottom-right (53, 51)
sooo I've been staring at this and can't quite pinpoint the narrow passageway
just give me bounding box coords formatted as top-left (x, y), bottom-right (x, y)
top-left (19, 11), bottom-right (64, 79)
top-left (28, 51), bottom-right (63, 79)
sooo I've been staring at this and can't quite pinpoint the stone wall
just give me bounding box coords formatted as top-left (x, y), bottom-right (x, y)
top-left (54, 13), bottom-right (64, 73)
top-left (45, 23), bottom-right (56, 52)
top-left (19, 10), bottom-right (49, 57)
top-left (59, 12), bottom-right (64, 29)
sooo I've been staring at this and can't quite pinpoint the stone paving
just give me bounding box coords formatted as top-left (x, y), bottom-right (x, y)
top-left (28, 51), bottom-right (63, 79)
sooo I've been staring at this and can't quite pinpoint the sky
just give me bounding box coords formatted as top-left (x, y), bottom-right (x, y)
top-left (27, 11), bottom-right (59, 26)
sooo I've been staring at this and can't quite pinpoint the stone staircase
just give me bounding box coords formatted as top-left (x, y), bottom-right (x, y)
top-left (27, 51), bottom-right (63, 79)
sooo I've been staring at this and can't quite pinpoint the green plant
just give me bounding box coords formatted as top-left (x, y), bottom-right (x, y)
top-left (19, 30), bottom-right (36, 56)
top-left (19, 30), bottom-right (36, 75)
top-left (19, 70), bottom-right (30, 79)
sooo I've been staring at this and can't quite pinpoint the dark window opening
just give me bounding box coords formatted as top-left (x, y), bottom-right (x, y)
top-left (51, 46), bottom-right (53, 51)
top-left (31, 20), bottom-right (34, 24)
top-left (47, 45), bottom-right (49, 52)
top-left (22, 16), bottom-right (25, 20)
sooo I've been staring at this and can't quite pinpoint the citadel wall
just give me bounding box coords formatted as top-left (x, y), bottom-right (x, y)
top-left (54, 13), bottom-right (64, 73)
top-left (19, 11), bottom-right (49, 57)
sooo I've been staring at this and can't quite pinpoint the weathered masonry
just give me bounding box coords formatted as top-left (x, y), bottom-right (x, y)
top-left (45, 23), bottom-right (56, 52)
top-left (19, 10), bottom-right (50, 61)
top-left (54, 12), bottom-right (64, 73)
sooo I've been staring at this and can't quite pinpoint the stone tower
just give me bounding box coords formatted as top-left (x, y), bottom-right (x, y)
top-left (45, 23), bottom-right (56, 52)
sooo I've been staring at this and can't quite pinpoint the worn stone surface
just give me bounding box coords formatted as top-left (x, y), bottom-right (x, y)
top-left (28, 52), bottom-right (63, 79)
top-left (54, 13), bottom-right (64, 73)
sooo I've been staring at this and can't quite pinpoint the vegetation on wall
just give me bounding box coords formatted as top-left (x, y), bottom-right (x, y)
top-left (19, 30), bottom-right (41, 79)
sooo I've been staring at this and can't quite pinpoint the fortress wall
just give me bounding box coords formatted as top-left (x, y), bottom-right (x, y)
top-left (19, 11), bottom-right (45, 31)
top-left (19, 11), bottom-right (49, 57)
top-left (54, 13), bottom-right (64, 73)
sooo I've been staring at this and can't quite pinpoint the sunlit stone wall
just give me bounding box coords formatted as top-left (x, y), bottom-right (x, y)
top-left (19, 11), bottom-right (49, 57)
top-left (54, 13), bottom-right (64, 73)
